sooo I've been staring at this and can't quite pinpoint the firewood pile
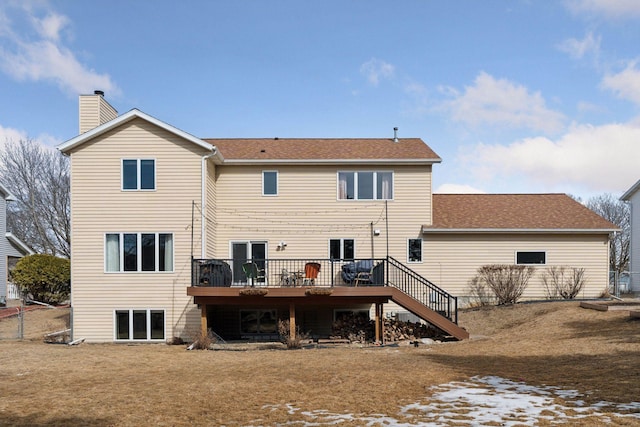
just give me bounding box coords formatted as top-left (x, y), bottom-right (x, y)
top-left (330, 313), bottom-right (446, 343)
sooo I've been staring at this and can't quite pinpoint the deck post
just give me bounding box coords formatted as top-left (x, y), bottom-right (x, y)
top-left (200, 304), bottom-right (207, 336)
top-left (374, 303), bottom-right (381, 343)
top-left (289, 303), bottom-right (296, 340)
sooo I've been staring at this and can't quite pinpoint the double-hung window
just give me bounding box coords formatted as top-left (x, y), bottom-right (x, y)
top-left (329, 238), bottom-right (355, 260)
top-left (338, 171), bottom-right (393, 200)
top-left (106, 233), bottom-right (173, 272)
top-left (122, 159), bottom-right (155, 190)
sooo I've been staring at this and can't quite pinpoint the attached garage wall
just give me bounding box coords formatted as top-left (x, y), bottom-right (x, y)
top-left (421, 232), bottom-right (611, 304)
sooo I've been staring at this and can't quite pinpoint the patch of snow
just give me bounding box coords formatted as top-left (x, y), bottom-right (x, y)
top-left (255, 376), bottom-right (640, 426)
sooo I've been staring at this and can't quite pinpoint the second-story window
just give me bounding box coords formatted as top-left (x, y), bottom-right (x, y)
top-left (262, 171), bottom-right (278, 196)
top-left (338, 171), bottom-right (393, 200)
top-left (329, 238), bottom-right (355, 260)
top-left (123, 159), bottom-right (155, 191)
top-left (106, 232), bottom-right (173, 272)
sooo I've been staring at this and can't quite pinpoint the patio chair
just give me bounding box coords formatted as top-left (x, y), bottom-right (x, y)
top-left (302, 262), bottom-right (321, 286)
top-left (279, 268), bottom-right (293, 287)
top-left (242, 262), bottom-right (265, 287)
top-left (354, 262), bottom-right (374, 286)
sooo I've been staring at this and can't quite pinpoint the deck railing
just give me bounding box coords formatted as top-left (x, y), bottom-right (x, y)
top-left (192, 258), bottom-right (386, 288)
top-left (192, 256), bottom-right (458, 323)
top-left (385, 256), bottom-right (458, 323)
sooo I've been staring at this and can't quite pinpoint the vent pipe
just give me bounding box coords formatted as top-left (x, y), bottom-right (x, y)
top-left (393, 127), bottom-right (399, 142)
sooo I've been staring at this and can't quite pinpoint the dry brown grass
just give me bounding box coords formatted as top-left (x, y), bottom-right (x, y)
top-left (0, 301), bottom-right (638, 426)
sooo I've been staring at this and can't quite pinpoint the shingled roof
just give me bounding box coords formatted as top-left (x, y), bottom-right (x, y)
top-left (425, 194), bottom-right (618, 233)
top-left (205, 138), bottom-right (441, 164)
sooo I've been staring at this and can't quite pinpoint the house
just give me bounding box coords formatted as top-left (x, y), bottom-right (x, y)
top-left (57, 92), bottom-right (617, 343)
top-left (621, 180), bottom-right (640, 295)
top-left (0, 184), bottom-right (35, 305)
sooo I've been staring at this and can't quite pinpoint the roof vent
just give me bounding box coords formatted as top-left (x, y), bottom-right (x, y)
top-left (94, 90), bottom-right (104, 96)
top-left (393, 127), bottom-right (399, 143)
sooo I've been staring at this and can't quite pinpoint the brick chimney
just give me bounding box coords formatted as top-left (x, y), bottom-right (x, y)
top-left (78, 90), bottom-right (118, 134)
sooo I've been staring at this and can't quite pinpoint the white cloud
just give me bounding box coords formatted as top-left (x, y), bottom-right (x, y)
top-left (601, 61), bottom-right (640, 105)
top-left (566, 0), bottom-right (640, 19)
top-left (461, 122), bottom-right (640, 193)
top-left (0, 124), bottom-right (28, 144)
top-left (0, 5), bottom-right (118, 96)
top-left (441, 72), bottom-right (566, 134)
top-left (360, 58), bottom-right (395, 86)
top-left (557, 32), bottom-right (601, 60)
top-left (435, 184), bottom-right (486, 194)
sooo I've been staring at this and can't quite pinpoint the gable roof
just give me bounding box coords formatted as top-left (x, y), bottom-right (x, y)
top-left (0, 183), bottom-right (15, 201)
top-left (424, 193), bottom-right (618, 234)
top-left (621, 179), bottom-right (640, 201)
top-left (205, 138), bottom-right (441, 165)
top-left (57, 109), bottom-right (215, 154)
top-left (6, 232), bottom-right (34, 256)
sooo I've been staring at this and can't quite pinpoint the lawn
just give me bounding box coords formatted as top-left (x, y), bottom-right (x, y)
top-left (0, 301), bottom-right (638, 426)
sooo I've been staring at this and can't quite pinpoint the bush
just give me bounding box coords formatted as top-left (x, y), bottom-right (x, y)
top-left (278, 320), bottom-right (310, 349)
top-left (541, 266), bottom-right (586, 299)
top-left (467, 276), bottom-right (494, 307)
top-left (473, 264), bottom-right (535, 305)
top-left (12, 254), bottom-right (70, 305)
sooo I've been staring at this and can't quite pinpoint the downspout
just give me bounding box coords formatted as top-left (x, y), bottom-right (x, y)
top-left (201, 149), bottom-right (218, 259)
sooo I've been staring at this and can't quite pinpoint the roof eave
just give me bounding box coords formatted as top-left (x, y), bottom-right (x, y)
top-left (57, 109), bottom-right (214, 154)
top-left (621, 178), bottom-right (640, 201)
top-left (219, 158), bottom-right (442, 165)
top-left (6, 232), bottom-right (35, 255)
top-left (422, 227), bottom-right (619, 234)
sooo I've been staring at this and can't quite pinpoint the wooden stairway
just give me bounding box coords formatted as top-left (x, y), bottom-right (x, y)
top-left (389, 288), bottom-right (469, 340)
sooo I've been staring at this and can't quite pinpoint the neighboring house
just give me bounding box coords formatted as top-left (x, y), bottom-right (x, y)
top-left (0, 185), bottom-right (35, 305)
top-left (57, 92), bottom-right (617, 343)
top-left (621, 180), bottom-right (640, 294)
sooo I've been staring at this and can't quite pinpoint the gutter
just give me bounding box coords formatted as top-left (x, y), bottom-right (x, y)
top-left (201, 148), bottom-right (219, 258)
top-left (421, 227), bottom-right (620, 234)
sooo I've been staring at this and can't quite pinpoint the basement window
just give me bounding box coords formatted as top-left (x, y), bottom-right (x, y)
top-left (516, 251), bottom-right (546, 265)
top-left (114, 309), bottom-right (165, 341)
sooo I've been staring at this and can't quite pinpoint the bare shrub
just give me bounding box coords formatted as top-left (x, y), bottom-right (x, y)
top-left (541, 266), bottom-right (586, 299)
top-left (277, 320), bottom-right (310, 349)
top-left (188, 328), bottom-right (216, 350)
top-left (467, 276), bottom-right (494, 307)
top-left (474, 264), bottom-right (535, 305)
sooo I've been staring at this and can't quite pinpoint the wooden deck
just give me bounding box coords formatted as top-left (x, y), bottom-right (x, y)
top-left (188, 285), bottom-right (469, 340)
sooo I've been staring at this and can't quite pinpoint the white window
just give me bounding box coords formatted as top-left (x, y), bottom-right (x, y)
top-left (338, 171), bottom-right (393, 200)
top-left (105, 233), bottom-right (173, 272)
top-left (516, 251), bottom-right (546, 265)
top-left (408, 239), bottom-right (422, 263)
top-left (122, 159), bottom-right (155, 190)
top-left (262, 171), bottom-right (278, 196)
top-left (115, 309), bottom-right (165, 341)
top-left (329, 238), bottom-right (355, 260)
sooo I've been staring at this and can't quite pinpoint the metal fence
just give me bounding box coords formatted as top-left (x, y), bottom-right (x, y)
top-left (0, 304), bottom-right (70, 341)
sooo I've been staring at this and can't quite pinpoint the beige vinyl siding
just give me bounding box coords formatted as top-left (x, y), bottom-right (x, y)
top-left (78, 95), bottom-right (118, 134)
top-left (421, 233), bottom-right (610, 303)
top-left (205, 161), bottom-right (217, 258)
top-left (212, 164), bottom-right (432, 263)
top-left (69, 118), bottom-right (207, 342)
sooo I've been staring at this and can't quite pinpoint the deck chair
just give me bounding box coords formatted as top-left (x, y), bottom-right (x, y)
top-left (279, 268), bottom-right (293, 287)
top-left (242, 262), bottom-right (265, 287)
top-left (302, 262), bottom-right (321, 286)
top-left (354, 260), bottom-right (376, 286)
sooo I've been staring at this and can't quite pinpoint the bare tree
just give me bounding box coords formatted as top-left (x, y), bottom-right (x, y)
top-left (586, 193), bottom-right (629, 275)
top-left (0, 139), bottom-right (70, 257)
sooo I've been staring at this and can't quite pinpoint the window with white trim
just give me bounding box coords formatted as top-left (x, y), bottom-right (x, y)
top-left (516, 251), bottom-right (546, 265)
top-left (262, 171), bottom-right (278, 196)
top-left (122, 159), bottom-right (155, 190)
top-left (115, 309), bottom-right (165, 341)
top-left (408, 238), bottom-right (422, 263)
top-left (337, 171), bottom-right (393, 200)
top-left (105, 233), bottom-right (173, 272)
top-left (329, 238), bottom-right (355, 260)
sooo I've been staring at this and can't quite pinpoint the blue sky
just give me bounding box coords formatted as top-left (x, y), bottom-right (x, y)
top-left (1, 0), bottom-right (640, 199)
